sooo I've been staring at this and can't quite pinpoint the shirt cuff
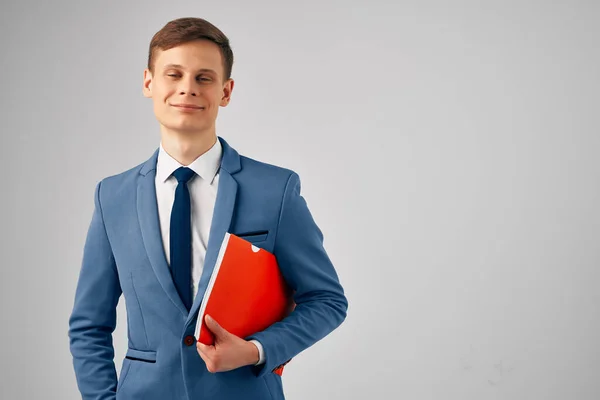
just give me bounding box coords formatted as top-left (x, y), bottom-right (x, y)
top-left (249, 339), bottom-right (265, 365)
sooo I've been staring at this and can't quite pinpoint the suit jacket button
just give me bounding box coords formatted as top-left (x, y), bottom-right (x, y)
top-left (184, 335), bottom-right (195, 346)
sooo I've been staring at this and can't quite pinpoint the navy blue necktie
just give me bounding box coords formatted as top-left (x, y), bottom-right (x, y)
top-left (170, 166), bottom-right (197, 311)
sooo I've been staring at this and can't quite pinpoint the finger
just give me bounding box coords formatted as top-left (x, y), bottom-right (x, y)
top-left (196, 342), bottom-right (212, 362)
top-left (196, 344), bottom-right (209, 363)
top-left (205, 314), bottom-right (228, 338)
top-left (197, 341), bottom-right (214, 356)
top-left (197, 342), bottom-right (219, 373)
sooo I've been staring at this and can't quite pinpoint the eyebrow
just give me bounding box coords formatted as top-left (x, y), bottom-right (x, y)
top-left (162, 64), bottom-right (217, 74)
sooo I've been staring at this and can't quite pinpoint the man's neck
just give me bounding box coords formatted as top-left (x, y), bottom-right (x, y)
top-left (160, 127), bottom-right (218, 166)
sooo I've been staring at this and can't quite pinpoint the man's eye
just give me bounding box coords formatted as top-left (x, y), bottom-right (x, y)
top-left (167, 74), bottom-right (179, 77)
top-left (198, 77), bottom-right (211, 82)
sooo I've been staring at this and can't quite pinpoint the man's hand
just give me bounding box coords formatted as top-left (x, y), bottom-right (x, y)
top-left (196, 314), bottom-right (260, 373)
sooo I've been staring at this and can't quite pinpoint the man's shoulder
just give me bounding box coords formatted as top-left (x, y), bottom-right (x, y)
top-left (95, 153), bottom-right (152, 197)
top-left (238, 154), bottom-right (298, 184)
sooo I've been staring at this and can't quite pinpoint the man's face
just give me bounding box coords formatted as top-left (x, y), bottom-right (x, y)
top-left (143, 40), bottom-right (233, 136)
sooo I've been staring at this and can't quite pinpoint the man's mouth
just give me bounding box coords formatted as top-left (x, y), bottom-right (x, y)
top-left (171, 103), bottom-right (205, 110)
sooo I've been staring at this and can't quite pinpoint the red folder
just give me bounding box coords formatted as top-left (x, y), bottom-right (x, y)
top-left (194, 232), bottom-right (295, 375)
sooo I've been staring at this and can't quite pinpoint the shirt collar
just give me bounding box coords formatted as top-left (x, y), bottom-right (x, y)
top-left (156, 138), bottom-right (222, 184)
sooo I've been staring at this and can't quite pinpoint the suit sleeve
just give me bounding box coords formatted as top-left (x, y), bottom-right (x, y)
top-left (245, 172), bottom-right (348, 377)
top-left (68, 180), bottom-right (122, 399)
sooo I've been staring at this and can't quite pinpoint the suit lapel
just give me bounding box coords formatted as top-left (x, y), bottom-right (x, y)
top-left (186, 136), bottom-right (241, 326)
top-left (137, 150), bottom-right (189, 317)
top-left (185, 169), bottom-right (238, 326)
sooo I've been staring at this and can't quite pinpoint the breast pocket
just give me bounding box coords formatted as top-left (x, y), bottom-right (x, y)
top-left (234, 230), bottom-right (269, 243)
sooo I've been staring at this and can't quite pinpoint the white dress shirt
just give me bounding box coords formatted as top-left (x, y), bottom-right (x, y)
top-left (155, 138), bottom-right (265, 365)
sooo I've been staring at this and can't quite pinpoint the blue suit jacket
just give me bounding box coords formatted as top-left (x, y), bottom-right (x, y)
top-left (68, 136), bottom-right (348, 400)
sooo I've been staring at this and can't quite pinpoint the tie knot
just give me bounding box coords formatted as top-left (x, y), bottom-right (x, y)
top-left (172, 167), bottom-right (196, 183)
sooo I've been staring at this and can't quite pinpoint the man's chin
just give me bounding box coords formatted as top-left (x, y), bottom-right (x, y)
top-left (159, 122), bottom-right (214, 136)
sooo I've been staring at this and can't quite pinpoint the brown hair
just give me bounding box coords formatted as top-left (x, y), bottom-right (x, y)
top-left (147, 17), bottom-right (234, 80)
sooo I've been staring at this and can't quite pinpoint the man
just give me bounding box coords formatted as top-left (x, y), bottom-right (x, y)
top-left (68, 17), bottom-right (348, 400)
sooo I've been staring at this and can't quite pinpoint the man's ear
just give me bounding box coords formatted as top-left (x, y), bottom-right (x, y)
top-left (220, 78), bottom-right (234, 107)
top-left (142, 68), bottom-right (153, 98)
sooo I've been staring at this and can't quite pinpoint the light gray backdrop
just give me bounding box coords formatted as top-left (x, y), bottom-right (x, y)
top-left (1, 0), bottom-right (599, 399)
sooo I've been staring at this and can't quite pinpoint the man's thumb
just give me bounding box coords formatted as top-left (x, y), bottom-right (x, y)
top-left (205, 315), bottom-right (226, 337)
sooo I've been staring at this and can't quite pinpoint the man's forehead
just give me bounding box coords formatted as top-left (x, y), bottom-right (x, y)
top-left (155, 48), bottom-right (223, 74)
top-left (157, 41), bottom-right (221, 61)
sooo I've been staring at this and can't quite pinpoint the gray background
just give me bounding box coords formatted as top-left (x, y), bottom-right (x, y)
top-left (1, 0), bottom-right (599, 399)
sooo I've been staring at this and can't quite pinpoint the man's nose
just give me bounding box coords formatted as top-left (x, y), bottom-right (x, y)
top-left (179, 89), bottom-right (197, 96)
top-left (179, 78), bottom-right (198, 96)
